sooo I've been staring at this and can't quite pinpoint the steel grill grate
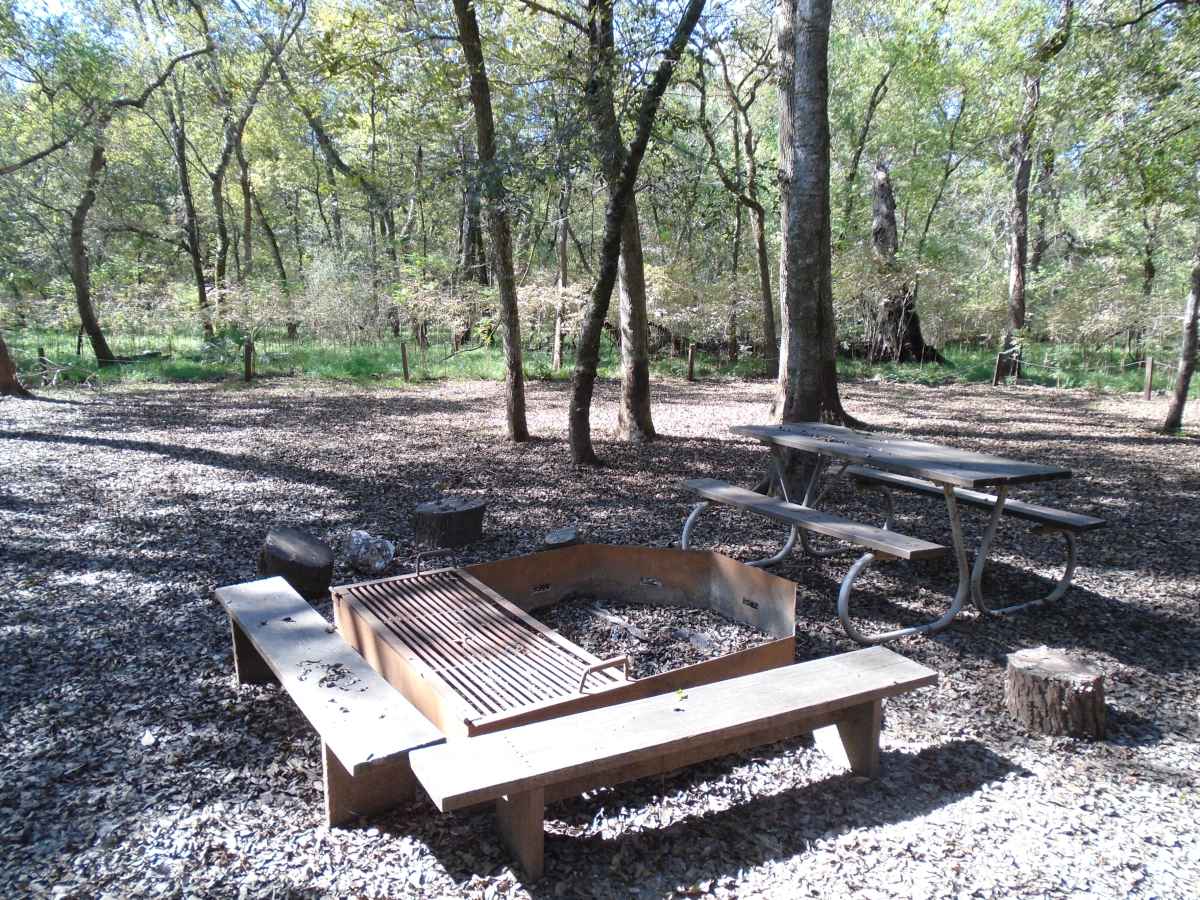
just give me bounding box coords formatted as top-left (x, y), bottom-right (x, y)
top-left (336, 570), bottom-right (625, 717)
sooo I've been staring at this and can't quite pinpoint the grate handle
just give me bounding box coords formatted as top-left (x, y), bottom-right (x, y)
top-left (577, 655), bottom-right (629, 693)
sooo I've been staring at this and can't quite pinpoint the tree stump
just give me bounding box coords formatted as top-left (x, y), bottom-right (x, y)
top-left (542, 526), bottom-right (581, 550)
top-left (1004, 646), bottom-right (1106, 739)
top-left (257, 527), bottom-right (335, 600)
top-left (413, 497), bottom-right (486, 548)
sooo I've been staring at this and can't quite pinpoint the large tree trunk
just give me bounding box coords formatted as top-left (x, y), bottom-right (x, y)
top-left (866, 163), bottom-right (943, 364)
top-left (452, 0), bottom-right (528, 442)
top-left (568, 0), bottom-right (707, 464)
top-left (1006, 0), bottom-right (1073, 343)
top-left (771, 0), bottom-right (849, 426)
top-left (163, 82), bottom-right (212, 337)
top-left (1163, 220), bottom-right (1199, 432)
top-left (70, 140), bottom-right (118, 365)
top-left (0, 329), bottom-right (32, 397)
top-left (584, 0), bottom-right (655, 444)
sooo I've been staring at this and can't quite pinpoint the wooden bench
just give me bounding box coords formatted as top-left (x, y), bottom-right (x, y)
top-left (409, 647), bottom-right (937, 880)
top-left (214, 577), bottom-right (444, 826)
top-left (681, 477), bottom-right (947, 563)
top-left (846, 465), bottom-right (1106, 613)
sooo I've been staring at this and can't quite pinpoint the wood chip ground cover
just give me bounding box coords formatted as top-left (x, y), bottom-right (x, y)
top-left (1, 377), bottom-right (1197, 898)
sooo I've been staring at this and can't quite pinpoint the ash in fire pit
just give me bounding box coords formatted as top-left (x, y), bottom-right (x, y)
top-left (537, 597), bottom-right (771, 679)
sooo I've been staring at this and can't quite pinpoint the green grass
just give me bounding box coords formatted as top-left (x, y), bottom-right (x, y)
top-left (5, 326), bottom-right (1194, 399)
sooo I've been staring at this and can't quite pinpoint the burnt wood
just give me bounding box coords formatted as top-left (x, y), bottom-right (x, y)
top-left (256, 526), bottom-right (334, 600)
top-left (733, 422), bottom-right (1071, 489)
top-left (412, 497), bottom-right (486, 548)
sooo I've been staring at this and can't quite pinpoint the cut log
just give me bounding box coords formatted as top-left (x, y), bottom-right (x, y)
top-left (256, 526), bottom-right (335, 601)
top-left (412, 497), bottom-right (486, 548)
top-left (1004, 646), bottom-right (1105, 739)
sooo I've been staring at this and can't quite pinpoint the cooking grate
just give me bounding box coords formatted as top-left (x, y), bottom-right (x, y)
top-left (334, 569), bottom-right (626, 719)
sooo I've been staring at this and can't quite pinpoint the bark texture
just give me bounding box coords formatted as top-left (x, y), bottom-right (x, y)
top-left (1004, 646), bottom-right (1105, 739)
top-left (771, 0), bottom-right (850, 426)
top-left (452, 0), bottom-right (528, 442)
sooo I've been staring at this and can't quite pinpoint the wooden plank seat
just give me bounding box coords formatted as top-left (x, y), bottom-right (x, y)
top-left (681, 477), bottom-right (947, 561)
top-left (214, 577), bottom-right (445, 826)
top-left (409, 647), bottom-right (938, 880)
top-left (845, 465), bottom-right (1106, 532)
top-left (847, 464), bottom-right (1106, 614)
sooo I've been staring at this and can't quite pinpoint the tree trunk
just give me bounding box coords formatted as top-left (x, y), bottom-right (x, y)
top-left (552, 179), bottom-right (570, 372)
top-left (1006, 0), bottom-right (1073, 343)
top-left (839, 64), bottom-right (892, 245)
top-left (452, 0), bottom-right (529, 442)
top-left (866, 163), bottom-right (943, 364)
top-left (568, 0), bottom-right (707, 464)
top-left (70, 139), bottom-right (118, 365)
top-left (254, 192), bottom-right (288, 289)
top-left (583, 0), bottom-right (656, 444)
top-left (327, 160), bottom-right (344, 257)
top-left (753, 206), bottom-right (777, 375)
top-left (458, 139), bottom-right (489, 286)
top-left (237, 136), bottom-right (254, 282)
top-left (771, 0), bottom-right (849, 427)
top-left (163, 82), bottom-right (212, 337)
top-left (616, 200), bottom-right (656, 441)
top-left (1163, 219), bottom-right (1199, 433)
top-left (0, 329), bottom-right (32, 397)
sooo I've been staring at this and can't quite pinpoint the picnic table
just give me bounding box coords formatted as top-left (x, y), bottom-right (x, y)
top-left (682, 422), bottom-right (1104, 644)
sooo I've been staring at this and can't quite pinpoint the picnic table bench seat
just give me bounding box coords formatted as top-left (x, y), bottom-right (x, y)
top-left (682, 477), bottom-right (947, 560)
top-left (845, 465), bottom-right (1106, 533)
top-left (214, 577), bottom-right (444, 826)
top-left (409, 646), bottom-right (937, 880)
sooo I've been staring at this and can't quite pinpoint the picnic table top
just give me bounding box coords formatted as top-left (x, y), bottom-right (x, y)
top-left (731, 422), bottom-right (1072, 490)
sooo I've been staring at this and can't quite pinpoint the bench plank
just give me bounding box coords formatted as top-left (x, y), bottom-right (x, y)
top-left (410, 646), bottom-right (937, 812)
top-left (846, 466), bottom-right (1106, 532)
top-left (214, 577), bottom-right (444, 776)
top-left (685, 478), bottom-right (946, 560)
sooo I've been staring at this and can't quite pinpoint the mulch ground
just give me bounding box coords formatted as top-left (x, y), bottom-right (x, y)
top-left (1, 375), bottom-right (1197, 899)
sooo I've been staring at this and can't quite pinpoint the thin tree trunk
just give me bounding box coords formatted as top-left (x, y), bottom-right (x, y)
top-left (0, 329), bottom-right (32, 397)
top-left (237, 135), bottom-right (253, 281)
top-left (253, 192), bottom-right (288, 288)
top-left (583, 0), bottom-right (655, 443)
top-left (163, 81), bottom-right (212, 336)
top-left (1164, 220), bottom-right (1199, 432)
top-left (839, 64), bottom-right (892, 245)
top-left (569, 0), bottom-right (707, 464)
top-left (1006, 0), bottom-right (1073, 342)
top-left (452, 0), bottom-right (528, 442)
top-left (70, 138), bottom-right (118, 365)
top-left (772, 0), bottom-right (849, 426)
top-left (327, 160), bottom-right (344, 256)
top-left (552, 178), bottom-right (570, 371)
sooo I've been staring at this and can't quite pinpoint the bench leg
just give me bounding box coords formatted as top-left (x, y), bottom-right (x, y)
top-left (323, 741), bottom-right (417, 827)
top-left (975, 529), bottom-right (1078, 615)
top-left (496, 788), bottom-right (545, 881)
top-left (815, 700), bottom-right (882, 777)
top-left (230, 618), bottom-right (278, 686)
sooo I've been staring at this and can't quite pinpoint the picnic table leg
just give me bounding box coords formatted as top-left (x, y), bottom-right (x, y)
top-left (967, 484), bottom-right (1008, 614)
top-left (497, 788), bottom-right (545, 880)
top-left (974, 524), bottom-right (1078, 615)
top-left (836, 485), bottom-right (971, 644)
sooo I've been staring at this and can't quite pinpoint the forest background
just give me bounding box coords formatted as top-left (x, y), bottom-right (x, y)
top-left (1, 0), bottom-right (1197, 417)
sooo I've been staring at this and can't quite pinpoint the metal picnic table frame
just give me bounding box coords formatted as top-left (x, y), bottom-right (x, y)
top-left (708, 423), bottom-right (1074, 644)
